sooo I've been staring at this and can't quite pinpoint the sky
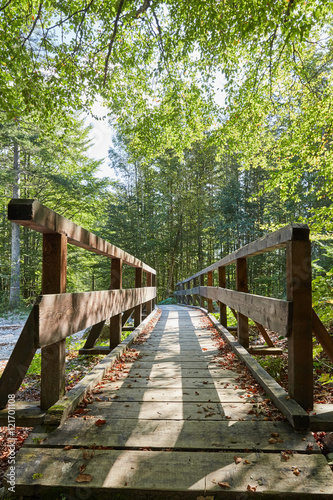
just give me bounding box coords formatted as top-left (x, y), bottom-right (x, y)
top-left (85, 100), bottom-right (114, 179)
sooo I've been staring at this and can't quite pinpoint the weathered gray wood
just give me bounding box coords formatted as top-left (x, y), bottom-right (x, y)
top-left (8, 448), bottom-right (332, 499)
top-left (236, 258), bottom-right (249, 347)
top-left (35, 287), bottom-right (156, 347)
top-left (207, 271), bottom-right (213, 312)
top-left (218, 266), bottom-right (227, 326)
top-left (0, 309), bottom-right (37, 409)
top-left (286, 239), bottom-right (313, 410)
top-left (207, 312), bottom-right (310, 430)
top-left (134, 267), bottom-right (143, 327)
top-left (312, 308), bottom-right (333, 363)
top-left (0, 402), bottom-right (46, 426)
top-left (177, 223), bottom-right (309, 284)
top-left (44, 308), bottom-right (161, 426)
top-left (146, 272), bottom-right (152, 315)
top-left (198, 286), bottom-right (291, 336)
top-left (309, 404), bottom-right (333, 431)
top-left (199, 274), bottom-right (205, 307)
top-left (40, 232), bottom-right (67, 410)
top-left (8, 199), bottom-right (156, 274)
top-left (26, 419), bottom-right (318, 452)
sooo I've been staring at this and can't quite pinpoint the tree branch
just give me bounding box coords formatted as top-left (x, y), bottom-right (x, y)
top-left (21, 1), bottom-right (43, 48)
top-left (103, 0), bottom-right (126, 85)
top-left (0, 0), bottom-right (12, 12)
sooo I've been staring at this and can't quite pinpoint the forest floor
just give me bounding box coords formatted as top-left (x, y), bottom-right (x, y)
top-left (0, 308), bottom-right (333, 492)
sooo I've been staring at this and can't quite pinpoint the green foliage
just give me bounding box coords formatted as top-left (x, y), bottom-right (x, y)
top-left (159, 297), bottom-right (177, 305)
top-left (257, 356), bottom-right (287, 384)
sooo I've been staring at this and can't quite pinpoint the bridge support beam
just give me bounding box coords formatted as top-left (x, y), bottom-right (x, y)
top-left (218, 266), bottom-right (227, 327)
top-left (110, 258), bottom-right (123, 349)
top-left (134, 267), bottom-right (143, 327)
top-left (236, 258), bottom-right (249, 348)
top-left (40, 233), bottom-right (67, 410)
top-left (287, 238), bottom-right (313, 410)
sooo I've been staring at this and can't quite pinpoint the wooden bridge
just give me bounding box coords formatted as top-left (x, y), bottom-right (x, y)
top-left (1, 199), bottom-right (333, 498)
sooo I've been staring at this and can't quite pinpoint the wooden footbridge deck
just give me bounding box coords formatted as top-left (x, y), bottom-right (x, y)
top-left (1, 200), bottom-right (333, 498)
top-left (8, 305), bottom-right (333, 498)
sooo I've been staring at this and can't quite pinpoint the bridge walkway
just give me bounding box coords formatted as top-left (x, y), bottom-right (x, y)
top-left (9, 305), bottom-right (333, 498)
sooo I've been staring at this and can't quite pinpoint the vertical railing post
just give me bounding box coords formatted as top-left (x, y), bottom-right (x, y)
top-left (236, 258), bottom-right (249, 348)
top-left (218, 266), bottom-right (227, 327)
top-left (40, 233), bottom-right (67, 410)
top-left (146, 271), bottom-right (152, 315)
top-left (286, 235), bottom-right (313, 409)
top-left (207, 271), bottom-right (213, 313)
top-left (181, 282), bottom-right (185, 304)
top-left (134, 267), bottom-right (143, 327)
top-left (200, 274), bottom-right (205, 308)
top-left (186, 280), bottom-right (191, 305)
top-left (193, 276), bottom-right (198, 306)
top-left (110, 258), bottom-right (123, 349)
top-left (152, 273), bottom-right (156, 308)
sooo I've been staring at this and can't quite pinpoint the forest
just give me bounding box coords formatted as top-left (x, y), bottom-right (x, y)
top-left (1, 0), bottom-right (333, 322)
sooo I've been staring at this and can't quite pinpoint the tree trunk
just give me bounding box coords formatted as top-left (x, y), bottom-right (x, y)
top-left (9, 142), bottom-right (20, 309)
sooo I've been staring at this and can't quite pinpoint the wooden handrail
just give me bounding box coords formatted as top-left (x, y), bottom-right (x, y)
top-left (176, 223), bottom-right (309, 284)
top-left (8, 199), bottom-right (156, 274)
top-left (175, 223), bottom-right (314, 410)
top-left (0, 199), bottom-right (156, 411)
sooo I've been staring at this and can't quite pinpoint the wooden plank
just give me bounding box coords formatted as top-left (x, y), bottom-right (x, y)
top-left (26, 419), bottom-right (318, 452)
top-left (236, 258), bottom-right (249, 347)
top-left (35, 287), bottom-right (156, 347)
top-left (254, 321), bottom-right (274, 347)
top-left (286, 239), bottom-right (313, 410)
top-left (312, 309), bottom-right (333, 363)
top-left (218, 266), bottom-right (227, 327)
top-left (207, 271), bottom-right (213, 312)
top-left (8, 448), bottom-right (332, 498)
top-left (44, 308), bottom-right (161, 426)
top-left (0, 309), bottom-right (37, 409)
top-left (122, 307), bottom-right (134, 326)
top-left (78, 346), bottom-right (111, 355)
top-left (8, 199), bottom-right (155, 274)
top-left (177, 223), bottom-right (309, 284)
top-left (0, 402), bottom-right (45, 427)
top-left (40, 233), bottom-right (67, 410)
top-left (199, 286), bottom-right (291, 336)
top-left (248, 346), bottom-right (283, 355)
top-left (82, 320), bottom-right (106, 349)
top-left (146, 272), bottom-right (152, 315)
top-left (110, 258), bottom-right (122, 349)
top-left (134, 267), bottom-right (143, 327)
top-left (310, 404), bottom-right (333, 431)
top-left (199, 274), bottom-right (205, 307)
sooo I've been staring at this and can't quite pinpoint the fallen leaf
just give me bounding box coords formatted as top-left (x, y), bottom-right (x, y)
top-left (95, 419), bottom-right (106, 427)
top-left (63, 445), bottom-right (73, 450)
top-left (79, 464), bottom-right (86, 473)
top-left (281, 452), bottom-right (290, 461)
top-left (218, 482), bottom-right (230, 488)
top-left (234, 455), bottom-right (242, 464)
top-left (268, 438), bottom-right (277, 444)
top-left (293, 468), bottom-right (300, 476)
top-left (247, 485), bottom-right (257, 492)
top-left (76, 473), bottom-right (93, 483)
top-left (270, 432), bottom-right (279, 437)
top-left (244, 460), bottom-right (251, 464)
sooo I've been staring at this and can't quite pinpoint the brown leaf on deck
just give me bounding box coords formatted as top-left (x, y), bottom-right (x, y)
top-left (76, 473), bottom-right (93, 483)
top-left (218, 481), bottom-right (230, 488)
top-left (95, 419), bottom-right (106, 427)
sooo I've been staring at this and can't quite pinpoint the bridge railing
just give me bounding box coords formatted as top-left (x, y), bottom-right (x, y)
top-left (0, 199), bottom-right (156, 410)
top-left (175, 224), bottom-right (333, 410)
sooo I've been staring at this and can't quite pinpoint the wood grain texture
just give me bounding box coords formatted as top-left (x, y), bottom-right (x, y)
top-left (8, 199), bottom-right (155, 274)
top-left (176, 223), bottom-right (309, 284)
top-left (35, 287), bottom-right (156, 347)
